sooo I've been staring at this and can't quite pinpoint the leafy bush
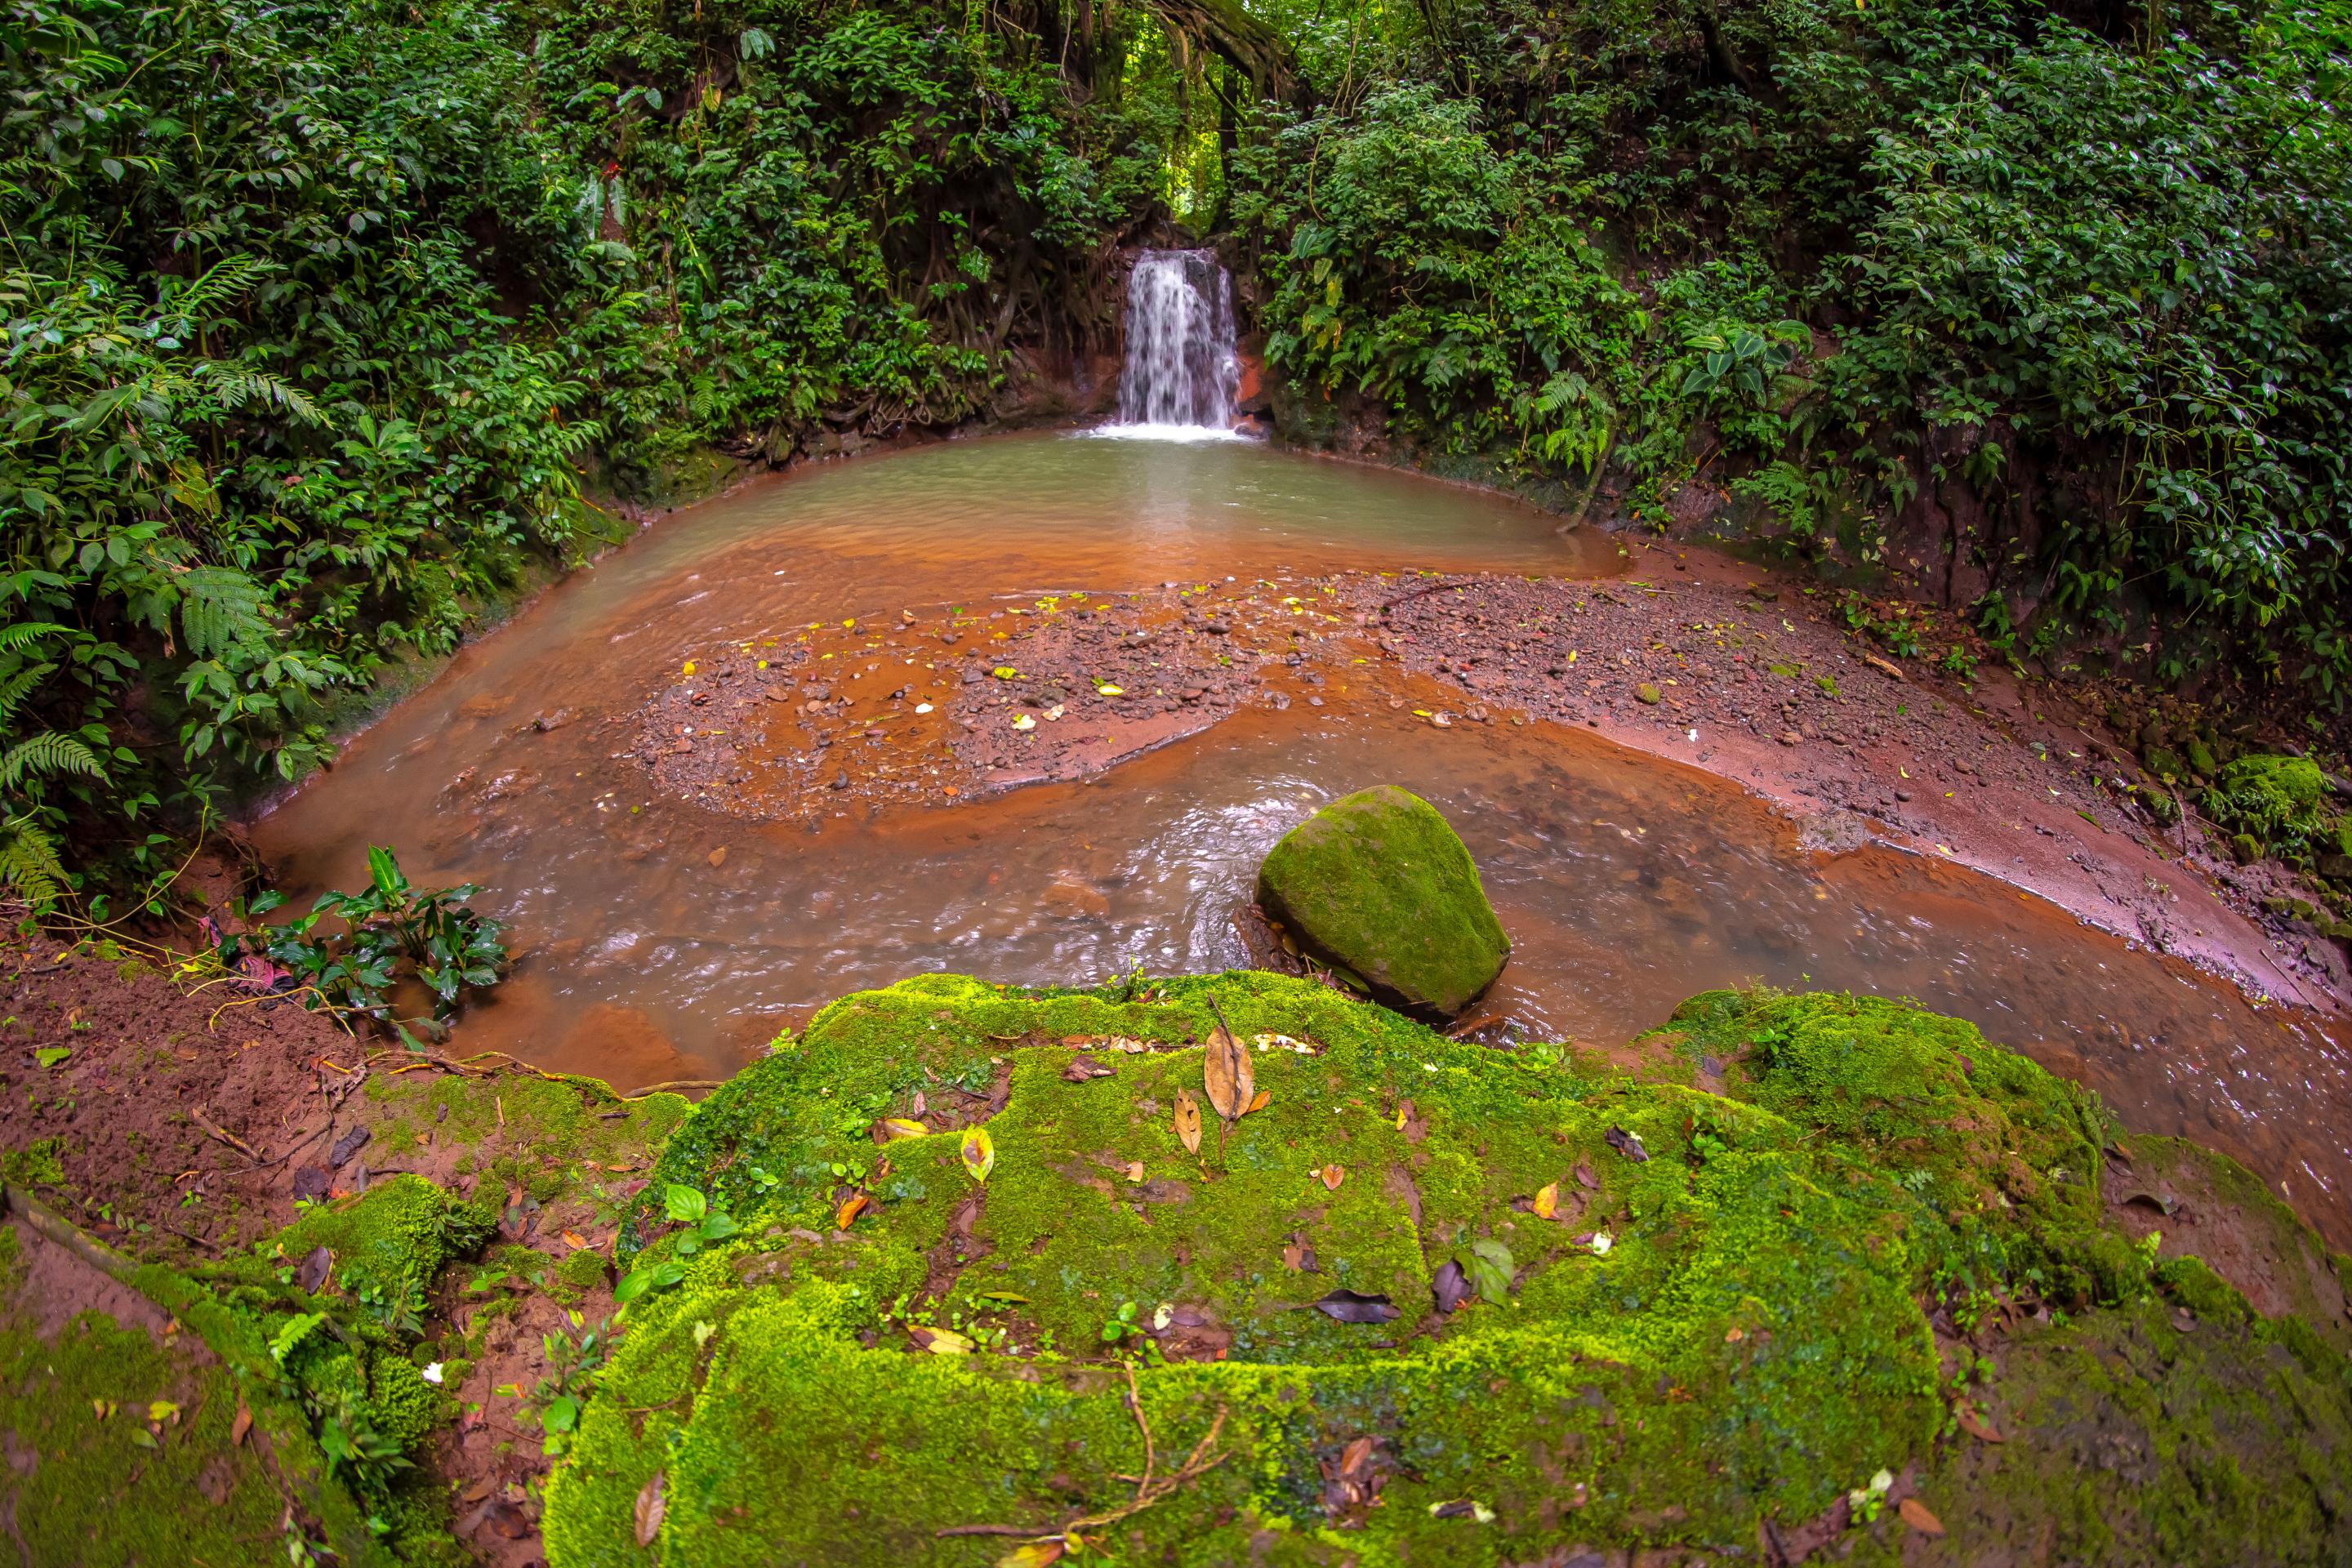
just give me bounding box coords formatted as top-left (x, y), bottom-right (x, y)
top-left (215, 847), bottom-right (507, 1043)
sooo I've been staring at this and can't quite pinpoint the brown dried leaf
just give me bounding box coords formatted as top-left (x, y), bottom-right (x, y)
top-left (229, 1404), bottom-right (252, 1447)
top-left (1339, 1436), bottom-right (1374, 1483)
top-left (1431, 1259), bottom-right (1471, 1315)
top-left (1203, 1014), bottom-right (1251, 1122)
top-left (835, 1192), bottom-right (871, 1230)
top-left (1061, 1056), bottom-right (1115, 1083)
top-left (635, 1472), bottom-right (666, 1547)
top-left (1124, 1160), bottom-right (1145, 1183)
top-left (1281, 1241), bottom-right (1315, 1272)
top-left (1246, 1088), bottom-right (1271, 1116)
top-left (1312, 1289), bottom-right (1399, 1323)
top-left (1573, 1161), bottom-right (1598, 1190)
top-left (1320, 1163), bottom-right (1346, 1192)
top-left (562, 1229), bottom-right (590, 1250)
top-left (296, 1244), bottom-right (332, 1295)
top-left (1173, 1088), bottom-right (1203, 1156)
top-left (1954, 1404), bottom-right (2004, 1443)
top-left (1898, 1498), bottom-right (1945, 1536)
top-left (1531, 1183), bottom-right (1558, 1220)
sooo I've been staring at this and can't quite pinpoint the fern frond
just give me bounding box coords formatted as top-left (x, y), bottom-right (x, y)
top-left (0, 661), bottom-right (56, 726)
top-left (0, 621), bottom-right (73, 654)
top-left (192, 363), bottom-right (321, 425)
top-left (0, 731), bottom-right (102, 791)
top-left (0, 818), bottom-right (68, 911)
top-left (179, 564), bottom-right (273, 664)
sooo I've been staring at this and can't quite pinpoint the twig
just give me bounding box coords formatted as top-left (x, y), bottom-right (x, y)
top-left (937, 1368), bottom-right (1229, 1546)
top-left (623, 1079), bottom-right (726, 1098)
top-left (189, 1104), bottom-right (265, 1163)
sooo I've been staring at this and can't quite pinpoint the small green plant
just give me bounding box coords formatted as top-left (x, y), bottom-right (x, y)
top-left (213, 846), bottom-right (506, 1045)
top-left (1939, 644), bottom-right (1978, 682)
top-left (1099, 1299), bottom-right (1143, 1345)
top-left (662, 1183), bottom-right (740, 1257)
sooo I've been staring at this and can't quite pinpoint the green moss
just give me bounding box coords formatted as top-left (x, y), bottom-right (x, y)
top-left (1255, 786), bottom-right (1511, 1018)
top-left (541, 977), bottom-right (2352, 1565)
top-left (2204, 753), bottom-right (2337, 858)
top-left (0, 1232), bottom-right (394, 1563)
top-left (1, 1133), bottom-right (66, 1187)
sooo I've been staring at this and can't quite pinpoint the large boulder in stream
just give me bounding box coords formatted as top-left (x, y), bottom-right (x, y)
top-left (538, 973), bottom-right (2352, 1566)
top-left (1255, 785), bottom-right (1508, 1018)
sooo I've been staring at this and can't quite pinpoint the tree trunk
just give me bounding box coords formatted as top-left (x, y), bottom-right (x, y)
top-left (1140, 0), bottom-right (1310, 106)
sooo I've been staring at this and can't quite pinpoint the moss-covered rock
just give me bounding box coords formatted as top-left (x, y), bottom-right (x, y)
top-left (1255, 786), bottom-right (1509, 1018)
top-left (543, 976), bottom-right (2352, 1566)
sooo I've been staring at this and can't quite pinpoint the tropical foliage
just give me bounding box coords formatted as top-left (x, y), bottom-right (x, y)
top-left (2, 0), bottom-right (2345, 901)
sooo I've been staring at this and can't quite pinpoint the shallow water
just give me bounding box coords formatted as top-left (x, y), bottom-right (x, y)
top-left (251, 434), bottom-right (2352, 1245)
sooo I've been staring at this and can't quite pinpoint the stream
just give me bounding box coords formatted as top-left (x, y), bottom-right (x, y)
top-left (248, 430), bottom-right (2352, 1249)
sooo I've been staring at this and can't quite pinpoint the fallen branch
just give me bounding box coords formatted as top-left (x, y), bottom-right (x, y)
top-left (623, 1079), bottom-right (726, 1099)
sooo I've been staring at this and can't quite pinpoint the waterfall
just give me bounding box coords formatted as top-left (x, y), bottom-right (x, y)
top-left (1105, 249), bottom-right (1241, 437)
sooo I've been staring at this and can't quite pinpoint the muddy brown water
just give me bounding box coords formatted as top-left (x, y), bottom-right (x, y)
top-left (252, 434), bottom-right (2352, 1247)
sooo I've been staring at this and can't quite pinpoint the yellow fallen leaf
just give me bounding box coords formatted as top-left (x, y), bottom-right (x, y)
top-left (1098, 684), bottom-right (1124, 696)
top-left (681, 660), bottom-right (696, 676)
top-left (1532, 1183), bottom-right (1558, 1220)
top-left (835, 1192), bottom-right (870, 1229)
top-left (914, 1326), bottom-right (974, 1355)
top-left (148, 1400), bottom-right (180, 1423)
top-left (876, 1117), bottom-right (929, 1142)
top-left (1013, 713), bottom-right (1036, 731)
top-left (961, 1128), bottom-right (996, 1183)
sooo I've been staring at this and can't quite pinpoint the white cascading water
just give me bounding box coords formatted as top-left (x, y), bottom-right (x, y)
top-left (1102, 248), bottom-right (1241, 438)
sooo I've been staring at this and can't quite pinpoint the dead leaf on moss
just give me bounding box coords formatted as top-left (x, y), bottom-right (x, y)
top-left (229, 1404), bottom-right (252, 1447)
top-left (1604, 1126), bottom-right (1649, 1163)
top-left (911, 1325), bottom-right (974, 1355)
top-left (1531, 1183), bottom-right (1559, 1219)
top-left (1204, 1013), bottom-right (1252, 1122)
top-left (1319, 1163), bottom-right (1346, 1192)
top-left (1124, 1160), bottom-right (1145, 1183)
top-left (1281, 1241), bottom-right (1316, 1272)
top-left (961, 1128), bottom-right (996, 1183)
top-left (1174, 1088), bottom-right (1202, 1155)
top-left (1899, 1498), bottom-right (1945, 1536)
top-left (1432, 1258), bottom-right (1470, 1315)
top-left (635, 1472), bottom-right (666, 1546)
top-left (296, 1245), bottom-right (332, 1294)
top-left (1573, 1161), bottom-right (1598, 1190)
top-left (1954, 1404), bottom-right (2004, 1442)
top-left (996, 1540), bottom-right (1066, 1568)
top-left (873, 1117), bottom-right (929, 1143)
top-left (835, 1192), bottom-right (871, 1229)
top-left (1247, 1088), bottom-right (1271, 1115)
top-left (1061, 1056), bottom-right (1115, 1083)
top-left (1312, 1289), bottom-right (1400, 1324)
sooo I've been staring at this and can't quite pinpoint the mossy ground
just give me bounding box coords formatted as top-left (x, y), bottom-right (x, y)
top-left (543, 974), bottom-right (2352, 1566)
top-left (2, 1054), bottom-right (693, 1565)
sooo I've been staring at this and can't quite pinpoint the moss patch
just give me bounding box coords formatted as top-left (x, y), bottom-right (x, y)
top-left (544, 976), bottom-right (2352, 1566)
top-left (1255, 786), bottom-right (1510, 1018)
